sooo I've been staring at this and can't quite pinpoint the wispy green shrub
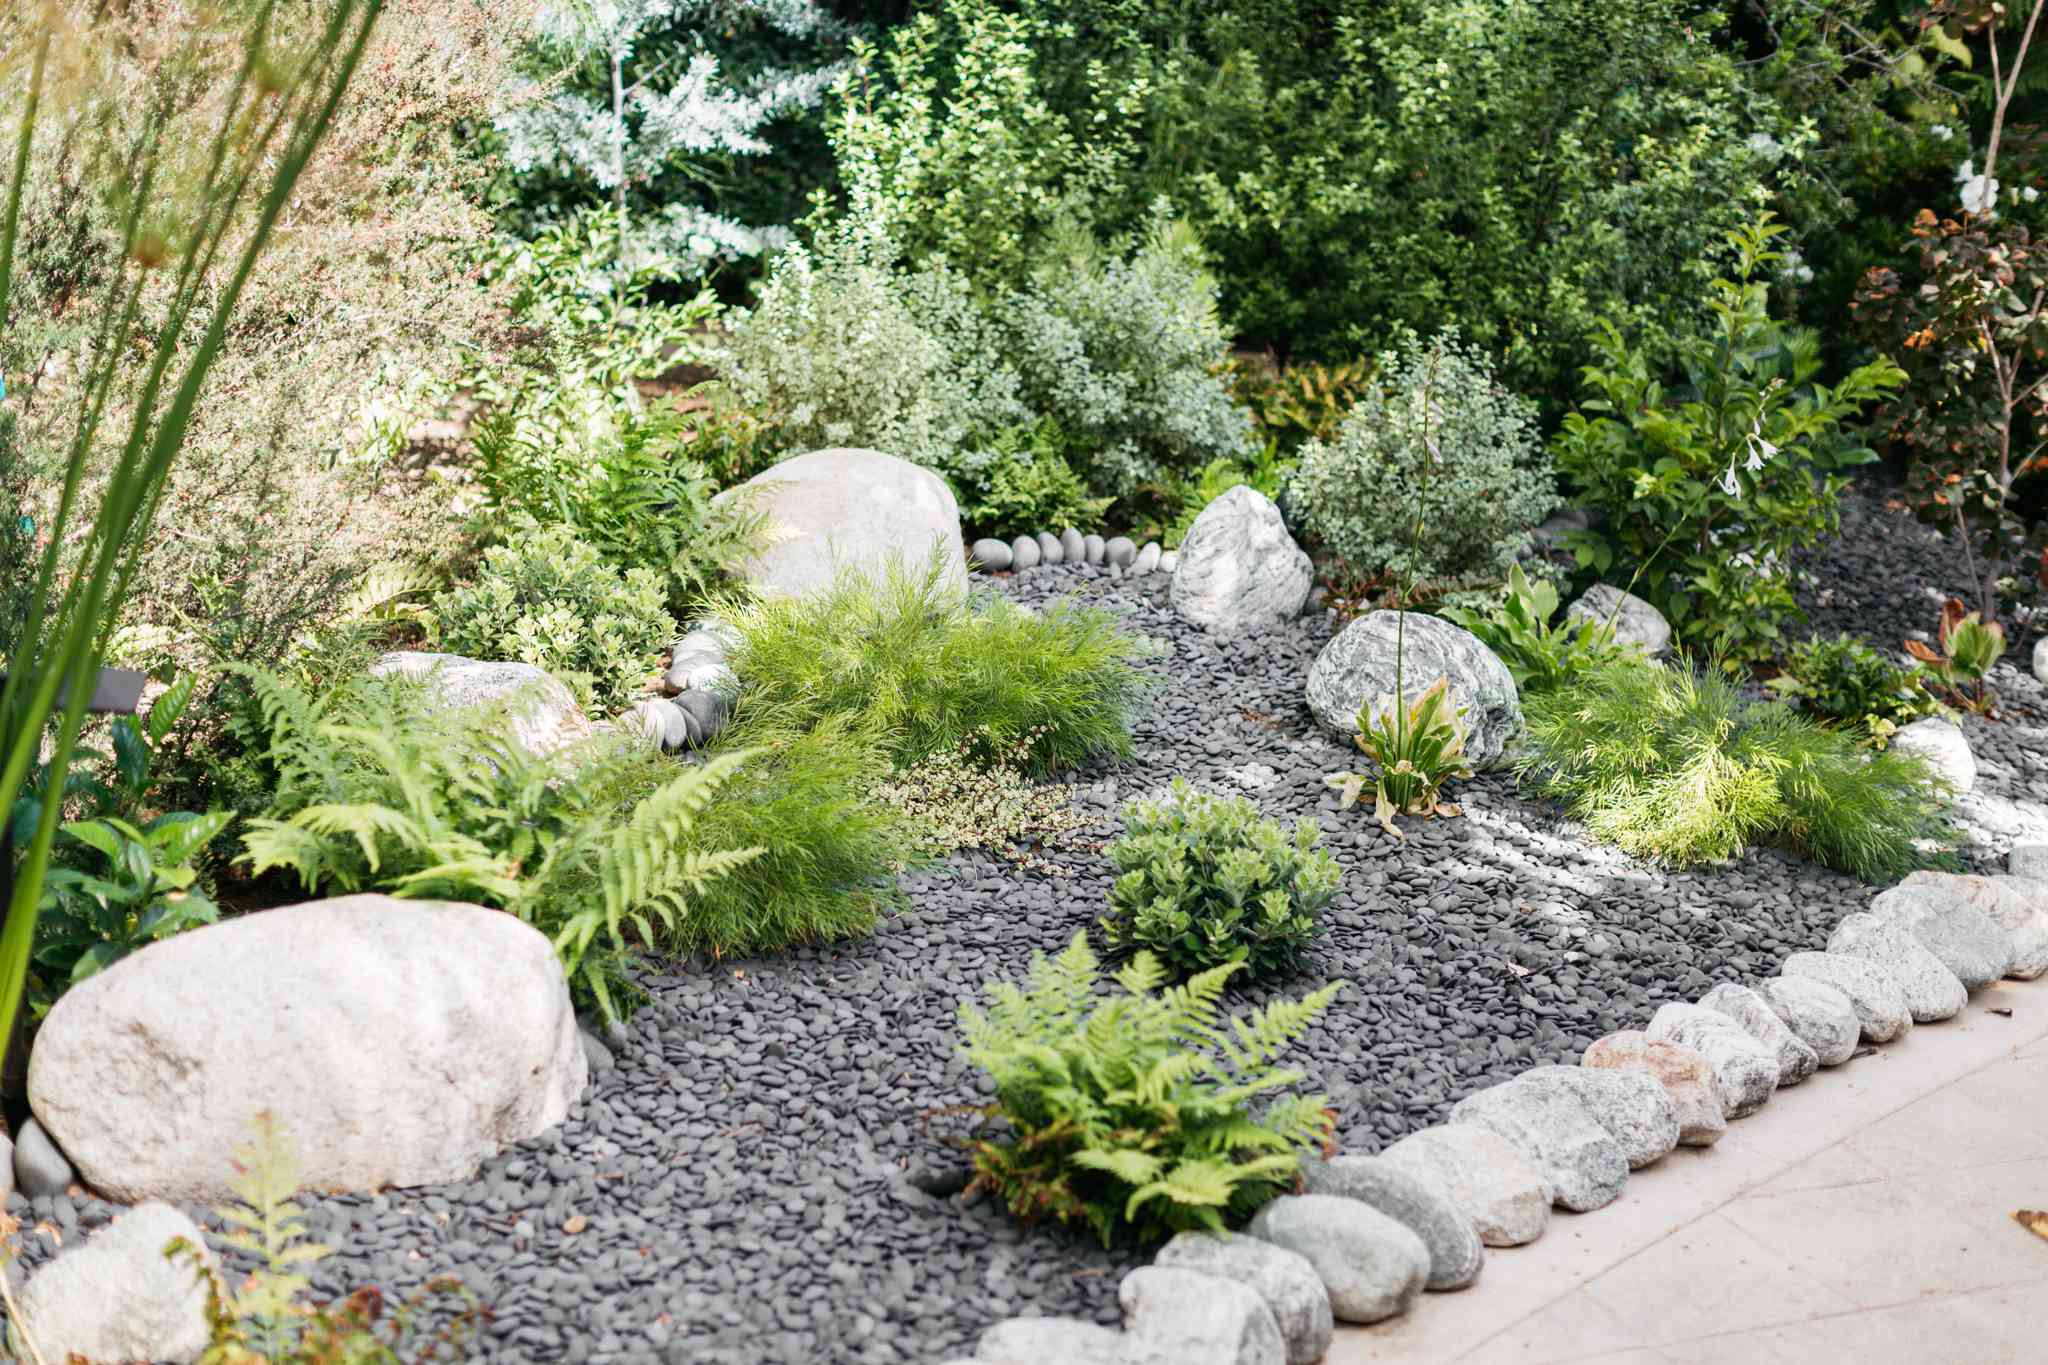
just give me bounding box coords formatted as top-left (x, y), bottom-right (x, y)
top-left (234, 669), bottom-right (760, 1022)
top-left (1292, 332), bottom-right (1556, 589)
top-left (959, 930), bottom-right (1342, 1248)
top-left (1516, 662), bottom-right (1955, 881)
top-left (1100, 781), bottom-right (1337, 978)
top-left (709, 557), bottom-right (1153, 776)
top-left (429, 519), bottom-right (671, 715)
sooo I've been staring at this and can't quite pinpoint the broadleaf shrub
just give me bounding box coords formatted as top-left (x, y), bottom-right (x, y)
top-left (1765, 634), bottom-right (1945, 742)
top-left (1100, 781), bottom-right (1338, 978)
top-left (430, 519), bottom-right (672, 715)
top-left (1291, 332), bottom-right (1556, 590)
top-left (959, 930), bottom-right (1342, 1248)
top-left (1515, 662), bottom-right (1955, 881)
top-left (1443, 564), bottom-right (1645, 697)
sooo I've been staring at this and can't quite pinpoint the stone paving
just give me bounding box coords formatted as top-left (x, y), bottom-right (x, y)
top-left (1330, 982), bottom-right (2048, 1364)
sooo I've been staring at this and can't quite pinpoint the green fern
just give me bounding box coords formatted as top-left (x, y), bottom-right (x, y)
top-left (959, 930), bottom-right (1342, 1248)
top-left (233, 668), bottom-right (763, 1022)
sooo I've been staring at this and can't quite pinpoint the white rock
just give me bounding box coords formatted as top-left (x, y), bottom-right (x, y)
top-left (2034, 635), bottom-right (2047, 687)
top-left (1134, 541), bottom-right (1162, 575)
top-left (369, 652), bottom-right (592, 756)
top-left (1901, 870), bottom-right (2048, 979)
top-left (1870, 882), bottom-right (2013, 989)
top-left (1169, 487), bottom-right (1314, 634)
top-left (1378, 1125), bottom-right (1551, 1248)
top-left (1780, 952), bottom-right (1913, 1043)
top-left (722, 447), bottom-right (966, 598)
top-left (976, 1317), bottom-right (1125, 1365)
top-left (1154, 1232), bottom-right (1332, 1365)
top-left (1755, 976), bottom-right (1861, 1067)
top-left (1448, 1081), bottom-right (1628, 1211)
top-left (1507, 1065), bottom-right (1680, 1168)
top-left (1645, 1004), bottom-right (1778, 1119)
top-left (1119, 1265), bottom-right (1285, 1365)
top-left (1580, 1032), bottom-right (1727, 1147)
top-left (1305, 611), bottom-right (1522, 769)
top-left (17, 1202), bottom-right (213, 1365)
top-left (29, 895), bottom-right (585, 1204)
top-left (2016, 845), bottom-right (2048, 881)
top-left (1890, 716), bottom-right (1976, 794)
top-left (1698, 982), bottom-right (1819, 1086)
top-left (1564, 584), bottom-right (1670, 657)
top-left (1827, 911), bottom-right (1967, 1022)
top-left (1246, 1194), bottom-right (1429, 1324)
top-left (1302, 1155), bottom-right (1483, 1290)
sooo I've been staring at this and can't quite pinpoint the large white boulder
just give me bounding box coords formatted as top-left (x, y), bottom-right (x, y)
top-left (1306, 611), bottom-right (1522, 768)
top-left (369, 652), bottom-right (593, 756)
top-left (1564, 584), bottom-right (1671, 657)
top-left (1169, 486), bottom-right (1314, 633)
top-left (724, 447), bottom-right (966, 598)
top-left (1890, 716), bottom-right (1975, 794)
top-left (29, 895), bottom-right (585, 1205)
top-left (16, 1202), bottom-right (213, 1365)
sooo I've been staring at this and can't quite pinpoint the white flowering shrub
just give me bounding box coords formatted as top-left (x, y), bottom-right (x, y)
top-left (1292, 332), bottom-right (1556, 589)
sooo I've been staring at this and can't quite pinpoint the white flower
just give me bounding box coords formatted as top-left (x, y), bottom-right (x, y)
top-left (1930, 124), bottom-right (1955, 142)
top-left (1720, 468), bottom-right (1741, 497)
top-left (1747, 132), bottom-right (1784, 160)
top-left (2026, 186), bottom-right (2042, 204)
top-left (1957, 160), bottom-right (2001, 215)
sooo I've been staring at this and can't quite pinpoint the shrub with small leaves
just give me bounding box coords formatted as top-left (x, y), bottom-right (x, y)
top-left (959, 930), bottom-right (1342, 1249)
top-left (1100, 780), bottom-right (1338, 978)
top-left (1766, 634), bottom-right (1944, 742)
top-left (872, 728), bottom-right (1093, 874)
top-left (430, 518), bottom-right (672, 715)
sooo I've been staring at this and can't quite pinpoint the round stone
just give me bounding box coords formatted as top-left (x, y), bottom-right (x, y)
top-left (1780, 951), bottom-right (1913, 1043)
top-left (1154, 1231), bottom-right (1332, 1365)
top-left (1564, 584), bottom-right (1670, 657)
top-left (1305, 611), bottom-right (1522, 769)
top-left (1378, 1125), bottom-right (1551, 1248)
top-left (1106, 536), bottom-right (1138, 568)
top-left (1754, 976), bottom-right (1860, 1067)
top-left (1059, 527), bottom-right (1087, 562)
top-left (1872, 882), bottom-right (2015, 989)
top-left (1083, 533), bottom-right (1107, 565)
top-left (1036, 531), bottom-right (1065, 565)
top-left (1246, 1194), bottom-right (1429, 1325)
top-left (1134, 542), bottom-right (1162, 574)
top-left (1119, 1265), bottom-right (1285, 1365)
top-left (1508, 1064), bottom-right (1680, 1168)
top-left (1580, 1032), bottom-right (1726, 1147)
top-left (1890, 716), bottom-right (1976, 793)
top-left (1698, 982), bottom-right (1819, 1086)
top-left (1826, 911), bottom-right (1967, 1022)
top-left (1169, 486), bottom-right (1314, 634)
top-left (1010, 534), bottom-right (1041, 570)
top-left (971, 537), bottom-right (1014, 571)
top-left (1301, 1154), bottom-right (1483, 1290)
top-left (1448, 1080), bottom-right (1628, 1211)
top-left (1645, 1004), bottom-right (1777, 1119)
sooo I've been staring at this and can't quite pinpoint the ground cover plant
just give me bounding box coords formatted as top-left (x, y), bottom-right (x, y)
top-left (1516, 660), bottom-right (1956, 881)
top-left (1099, 780), bottom-right (1338, 978)
top-left (1766, 633), bottom-right (1945, 743)
top-left (871, 727), bottom-right (1092, 873)
top-left (958, 930), bottom-right (1342, 1249)
top-left (708, 557), bottom-right (1153, 775)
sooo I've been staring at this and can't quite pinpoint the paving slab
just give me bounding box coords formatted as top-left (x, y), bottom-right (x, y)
top-left (1327, 981), bottom-right (2048, 1365)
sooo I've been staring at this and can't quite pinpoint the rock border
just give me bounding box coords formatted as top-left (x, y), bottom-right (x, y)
top-left (958, 844), bottom-right (2048, 1364)
top-left (968, 527), bottom-right (1177, 578)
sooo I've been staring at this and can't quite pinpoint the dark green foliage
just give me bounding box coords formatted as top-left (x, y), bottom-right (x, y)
top-left (957, 420), bottom-right (1111, 541)
top-left (1516, 662), bottom-right (1955, 881)
top-left (959, 930), bottom-right (1342, 1248)
top-left (1766, 634), bottom-right (1944, 737)
top-left (661, 714), bottom-right (907, 959)
top-left (710, 556), bottom-right (1153, 776)
top-left (1444, 565), bottom-right (1648, 696)
top-left (234, 668), bottom-right (762, 1023)
top-left (1101, 781), bottom-right (1337, 979)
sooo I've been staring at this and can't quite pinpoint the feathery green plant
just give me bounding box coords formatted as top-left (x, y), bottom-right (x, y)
top-left (1100, 780), bottom-right (1337, 979)
top-left (959, 930), bottom-right (1342, 1248)
top-left (168, 1111), bottom-right (481, 1362)
top-left (0, 0), bottom-right (382, 1069)
top-left (1516, 662), bottom-right (1956, 880)
top-left (709, 554), bottom-right (1153, 776)
top-left (234, 668), bottom-right (761, 1022)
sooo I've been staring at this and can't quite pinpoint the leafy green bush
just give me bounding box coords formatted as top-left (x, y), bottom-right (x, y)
top-left (1100, 781), bottom-right (1337, 978)
top-left (710, 557), bottom-right (1153, 776)
top-left (1291, 332), bottom-right (1555, 589)
top-left (1516, 662), bottom-right (1954, 881)
top-left (1766, 634), bottom-right (1944, 742)
top-left (234, 669), bottom-right (761, 1023)
top-left (872, 728), bottom-right (1091, 874)
top-left (1444, 565), bottom-right (1646, 696)
top-left (958, 420), bottom-right (1112, 540)
top-left (430, 519), bottom-right (672, 715)
top-left (1553, 218), bottom-right (1904, 665)
top-left (662, 714), bottom-right (908, 960)
top-left (959, 930), bottom-right (1342, 1248)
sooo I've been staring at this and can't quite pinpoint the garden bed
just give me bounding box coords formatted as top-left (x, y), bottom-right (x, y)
top-left (13, 493), bottom-right (2044, 1365)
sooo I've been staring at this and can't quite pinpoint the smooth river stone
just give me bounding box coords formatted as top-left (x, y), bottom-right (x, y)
top-left (1780, 952), bottom-right (1913, 1043)
top-left (1378, 1126), bottom-right (1551, 1248)
top-left (1508, 1065), bottom-right (1679, 1168)
top-left (1119, 1266), bottom-right (1285, 1365)
top-left (1059, 527), bottom-right (1087, 562)
top-left (1698, 982), bottom-right (1819, 1086)
top-left (1009, 534), bottom-right (1041, 570)
top-left (2014, 846), bottom-right (2048, 882)
top-left (1645, 1004), bottom-right (1778, 1119)
top-left (1134, 541), bottom-right (1162, 574)
top-left (1827, 912), bottom-right (1966, 1022)
top-left (1870, 883), bottom-right (2012, 990)
top-left (1035, 530), bottom-right (1065, 564)
top-left (1154, 1232), bottom-right (1332, 1365)
top-left (1082, 532), bottom-right (1107, 565)
top-left (970, 537), bottom-right (1014, 571)
top-left (1448, 1082), bottom-right (1628, 1212)
top-left (1900, 871), bottom-right (2048, 979)
top-left (1755, 976), bottom-right (1860, 1067)
top-left (1302, 1155), bottom-right (1483, 1291)
top-left (1106, 536), bottom-right (1138, 568)
top-left (1247, 1194), bottom-right (1429, 1325)
top-left (1580, 1032), bottom-right (1726, 1146)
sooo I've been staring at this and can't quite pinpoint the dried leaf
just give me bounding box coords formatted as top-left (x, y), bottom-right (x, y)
top-left (562, 1214), bottom-right (588, 1235)
top-left (2013, 1210), bottom-right (2048, 1242)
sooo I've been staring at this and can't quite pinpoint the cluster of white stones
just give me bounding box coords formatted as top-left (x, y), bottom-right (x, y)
top-left (969, 528), bottom-right (1176, 578)
top-left (621, 620), bottom-right (743, 754)
top-left (954, 848), bottom-right (2048, 1365)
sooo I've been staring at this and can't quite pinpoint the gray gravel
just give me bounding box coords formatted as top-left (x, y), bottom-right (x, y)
top-left (17, 487), bottom-right (2048, 1364)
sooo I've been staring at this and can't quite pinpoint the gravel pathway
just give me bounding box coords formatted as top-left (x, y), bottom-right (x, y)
top-left (14, 489), bottom-right (2047, 1365)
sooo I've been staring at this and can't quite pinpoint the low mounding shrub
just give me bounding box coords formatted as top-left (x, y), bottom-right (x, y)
top-left (1766, 634), bottom-right (1944, 743)
top-left (872, 727), bottom-right (1093, 873)
top-left (235, 669), bottom-right (762, 1022)
top-left (959, 930), bottom-right (1342, 1248)
top-left (709, 557), bottom-right (1153, 776)
top-left (430, 518), bottom-right (671, 715)
top-left (1516, 662), bottom-right (1955, 881)
top-left (1101, 780), bottom-right (1337, 977)
top-left (1291, 332), bottom-right (1556, 590)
